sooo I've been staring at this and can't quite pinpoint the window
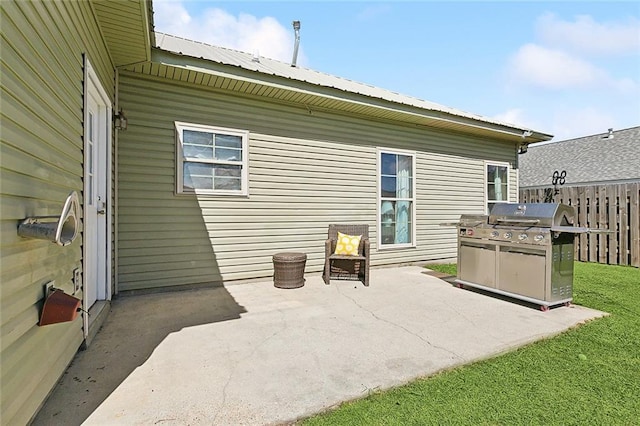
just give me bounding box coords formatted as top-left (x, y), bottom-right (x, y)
top-left (378, 149), bottom-right (416, 248)
top-left (175, 122), bottom-right (248, 196)
top-left (486, 162), bottom-right (509, 213)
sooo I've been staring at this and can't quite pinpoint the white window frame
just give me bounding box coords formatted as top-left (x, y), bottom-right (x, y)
top-left (485, 161), bottom-right (510, 214)
top-left (377, 148), bottom-right (417, 250)
top-left (175, 122), bottom-right (249, 196)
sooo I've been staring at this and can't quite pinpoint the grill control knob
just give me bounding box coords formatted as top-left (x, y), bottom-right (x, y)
top-left (518, 233), bottom-right (528, 241)
top-left (534, 234), bottom-right (545, 242)
top-left (504, 232), bottom-right (512, 239)
top-left (490, 231), bottom-right (499, 238)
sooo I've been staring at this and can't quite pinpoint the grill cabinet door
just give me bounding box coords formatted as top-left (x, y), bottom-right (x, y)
top-left (498, 247), bottom-right (546, 300)
top-left (459, 242), bottom-right (496, 288)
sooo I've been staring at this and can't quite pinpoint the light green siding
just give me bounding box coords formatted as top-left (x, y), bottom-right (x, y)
top-left (117, 72), bottom-right (519, 291)
top-left (0, 1), bottom-right (114, 423)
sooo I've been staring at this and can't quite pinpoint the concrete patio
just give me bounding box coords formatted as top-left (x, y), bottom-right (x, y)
top-left (32, 266), bottom-right (605, 425)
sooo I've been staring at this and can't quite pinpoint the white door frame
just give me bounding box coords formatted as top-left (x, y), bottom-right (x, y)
top-left (83, 57), bottom-right (112, 337)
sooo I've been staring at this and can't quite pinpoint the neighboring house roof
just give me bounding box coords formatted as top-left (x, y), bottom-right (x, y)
top-left (519, 126), bottom-right (640, 188)
top-left (124, 32), bottom-right (552, 144)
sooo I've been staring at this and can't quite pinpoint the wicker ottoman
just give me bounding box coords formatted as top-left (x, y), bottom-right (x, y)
top-left (273, 252), bottom-right (307, 288)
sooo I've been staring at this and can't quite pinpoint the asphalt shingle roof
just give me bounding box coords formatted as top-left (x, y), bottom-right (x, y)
top-left (519, 126), bottom-right (640, 188)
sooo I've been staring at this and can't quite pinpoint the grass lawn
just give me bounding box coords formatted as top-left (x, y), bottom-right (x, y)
top-left (303, 262), bottom-right (640, 425)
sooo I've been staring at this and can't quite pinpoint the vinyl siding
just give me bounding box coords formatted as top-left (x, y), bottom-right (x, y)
top-left (117, 72), bottom-right (518, 290)
top-left (0, 1), bottom-right (114, 423)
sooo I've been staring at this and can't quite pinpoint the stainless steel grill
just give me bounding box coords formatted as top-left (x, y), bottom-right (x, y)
top-left (449, 203), bottom-right (596, 310)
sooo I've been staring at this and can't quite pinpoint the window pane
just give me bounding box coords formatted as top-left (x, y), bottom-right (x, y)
top-left (497, 166), bottom-right (507, 181)
top-left (214, 165), bottom-right (241, 190)
top-left (184, 145), bottom-right (214, 159)
top-left (381, 153), bottom-right (396, 175)
top-left (396, 175), bottom-right (412, 198)
top-left (487, 165), bottom-right (497, 181)
top-left (88, 143), bottom-right (93, 173)
top-left (214, 178), bottom-right (241, 191)
top-left (381, 201), bottom-right (396, 245)
top-left (184, 162), bottom-right (213, 190)
top-left (215, 147), bottom-right (242, 161)
top-left (191, 176), bottom-right (214, 190)
top-left (487, 165), bottom-right (507, 182)
top-left (395, 201), bottom-right (412, 244)
top-left (183, 130), bottom-right (214, 159)
top-left (88, 176), bottom-right (93, 204)
top-left (214, 164), bottom-right (241, 178)
top-left (487, 184), bottom-right (496, 200)
top-left (381, 176), bottom-right (396, 198)
top-left (498, 183), bottom-right (508, 201)
top-left (215, 134), bottom-right (242, 149)
top-left (184, 130), bottom-right (213, 146)
top-left (397, 155), bottom-right (412, 176)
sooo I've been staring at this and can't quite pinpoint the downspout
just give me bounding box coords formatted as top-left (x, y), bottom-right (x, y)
top-left (114, 70), bottom-right (120, 296)
top-left (515, 130), bottom-right (532, 202)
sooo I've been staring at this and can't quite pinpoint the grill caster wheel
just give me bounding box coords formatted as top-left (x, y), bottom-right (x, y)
top-left (540, 305), bottom-right (550, 312)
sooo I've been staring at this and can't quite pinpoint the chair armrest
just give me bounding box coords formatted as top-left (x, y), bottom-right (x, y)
top-left (362, 238), bottom-right (370, 256)
top-left (325, 239), bottom-right (334, 256)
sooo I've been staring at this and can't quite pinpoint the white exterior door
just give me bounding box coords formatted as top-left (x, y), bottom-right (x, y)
top-left (84, 59), bottom-right (111, 316)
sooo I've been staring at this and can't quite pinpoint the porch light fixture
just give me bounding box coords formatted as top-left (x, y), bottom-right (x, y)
top-left (114, 108), bottom-right (128, 130)
top-left (518, 143), bottom-right (529, 154)
top-left (519, 130), bottom-right (533, 154)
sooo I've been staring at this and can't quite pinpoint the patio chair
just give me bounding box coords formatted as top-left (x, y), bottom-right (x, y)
top-left (323, 224), bottom-right (370, 287)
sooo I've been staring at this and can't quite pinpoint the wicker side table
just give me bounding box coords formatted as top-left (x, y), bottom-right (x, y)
top-left (273, 252), bottom-right (307, 288)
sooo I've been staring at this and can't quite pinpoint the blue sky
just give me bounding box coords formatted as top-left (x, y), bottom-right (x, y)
top-left (154, 1), bottom-right (640, 141)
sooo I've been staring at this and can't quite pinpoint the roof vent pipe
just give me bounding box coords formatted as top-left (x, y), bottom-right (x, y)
top-left (291, 21), bottom-right (301, 67)
top-left (607, 128), bottom-right (614, 139)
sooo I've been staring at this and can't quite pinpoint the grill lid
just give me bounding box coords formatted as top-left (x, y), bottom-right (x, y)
top-left (489, 203), bottom-right (574, 228)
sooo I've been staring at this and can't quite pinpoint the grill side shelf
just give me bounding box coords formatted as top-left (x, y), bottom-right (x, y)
top-left (550, 226), bottom-right (613, 234)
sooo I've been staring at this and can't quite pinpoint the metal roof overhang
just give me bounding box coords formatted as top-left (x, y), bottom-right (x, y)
top-left (92, 0), bottom-right (154, 67)
top-left (123, 48), bottom-right (552, 144)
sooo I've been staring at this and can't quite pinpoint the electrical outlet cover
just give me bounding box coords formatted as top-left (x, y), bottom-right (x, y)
top-left (73, 268), bottom-right (81, 294)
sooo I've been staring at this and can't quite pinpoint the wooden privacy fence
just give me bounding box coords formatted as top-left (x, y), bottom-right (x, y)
top-left (520, 182), bottom-right (640, 267)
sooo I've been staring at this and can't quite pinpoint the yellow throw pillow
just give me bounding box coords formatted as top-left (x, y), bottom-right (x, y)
top-left (334, 232), bottom-right (362, 256)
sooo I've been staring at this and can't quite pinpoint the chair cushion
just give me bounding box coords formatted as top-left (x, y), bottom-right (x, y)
top-left (334, 232), bottom-right (361, 256)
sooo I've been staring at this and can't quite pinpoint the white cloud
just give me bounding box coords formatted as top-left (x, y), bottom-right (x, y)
top-left (153, 0), bottom-right (303, 64)
top-left (507, 43), bottom-right (636, 92)
top-left (492, 108), bottom-right (533, 128)
top-left (356, 5), bottom-right (392, 21)
top-left (505, 12), bottom-right (640, 94)
top-left (492, 106), bottom-right (623, 141)
top-left (548, 107), bottom-right (617, 141)
top-left (508, 44), bottom-right (600, 89)
top-left (536, 13), bottom-right (640, 56)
